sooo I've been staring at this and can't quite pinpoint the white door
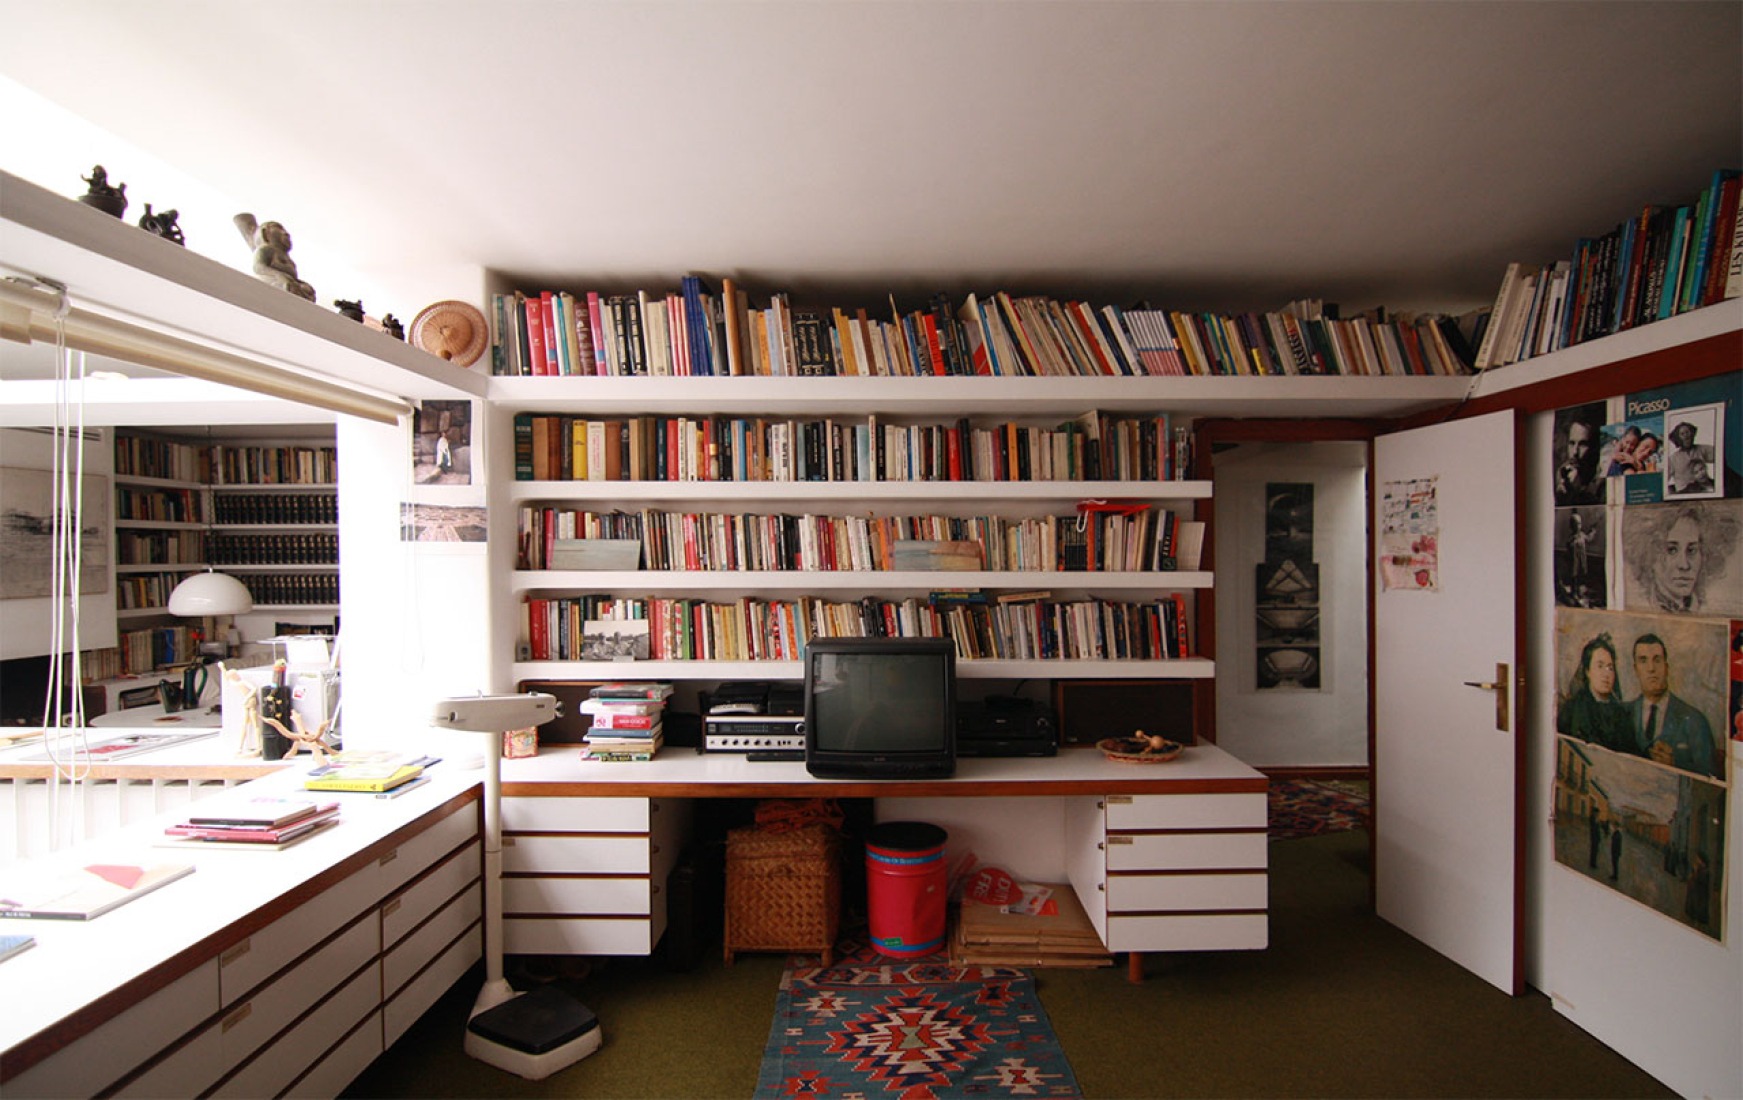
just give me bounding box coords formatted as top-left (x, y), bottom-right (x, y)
top-left (1373, 409), bottom-right (1522, 995)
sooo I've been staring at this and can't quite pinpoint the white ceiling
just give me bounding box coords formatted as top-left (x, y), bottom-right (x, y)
top-left (3, 1), bottom-right (1741, 323)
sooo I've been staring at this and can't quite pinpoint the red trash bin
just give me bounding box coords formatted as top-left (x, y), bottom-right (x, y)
top-left (865, 821), bottom-right (948, 957)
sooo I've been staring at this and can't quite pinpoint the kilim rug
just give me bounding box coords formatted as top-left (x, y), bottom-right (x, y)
top-left (754, 954), bottom-right (1081, 1098)
top-left (1268, 777), bottom-right (1370, 840)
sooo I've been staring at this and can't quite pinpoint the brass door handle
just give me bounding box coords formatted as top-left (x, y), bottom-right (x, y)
top-left (1462, 662), bottom-right (1510, 732)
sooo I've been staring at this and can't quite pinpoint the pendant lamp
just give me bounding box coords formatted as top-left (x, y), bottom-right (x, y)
top-left (167, 568), bottom-right (255, 616)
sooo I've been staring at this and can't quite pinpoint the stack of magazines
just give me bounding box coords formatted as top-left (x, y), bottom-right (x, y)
top-left (162, 796), bottom-right (340, 848)
top-left (578, 683), bottom-right (672, 761)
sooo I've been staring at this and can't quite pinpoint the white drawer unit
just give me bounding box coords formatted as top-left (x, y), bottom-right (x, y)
top-left (501, 796), bottom-right (691, 956)
top-left (1066, 790), bottom-right (1269, 956)
top-left (1, 790), bottom-right (484, 1100)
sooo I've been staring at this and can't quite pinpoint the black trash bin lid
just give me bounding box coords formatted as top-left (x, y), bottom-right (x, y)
top-left (866, 821), bottom-right (947, 853)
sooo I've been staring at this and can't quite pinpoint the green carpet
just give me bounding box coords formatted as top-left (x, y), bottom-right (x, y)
top-left (344, 831), bottom-right (1672, 1098)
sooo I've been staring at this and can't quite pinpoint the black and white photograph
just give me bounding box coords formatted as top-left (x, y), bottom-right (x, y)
top-left (411, 399), bottom-right (474, 486)
top-left (582, 619), bottom-right (650, 661)
top-left (399, 502), bottom-right (488, 543)
top-left (1263, 482), bottom-right (1314, 562)
top-left (1663, 402), bottom-right (1723, 500)
top-left (1552, 401), bottom-right (1607, 507)
top-left (1256, 645), bottom-right (1320, 691)
top-left (1555, 504), bottom-right (1608, 609)
top-left (0, 467), bottom-right (109, 599)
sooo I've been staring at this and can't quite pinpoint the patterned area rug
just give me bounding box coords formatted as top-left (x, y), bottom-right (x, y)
top-left (755, 956), bottom-right (1081, 1098)
top-left (1268, 777), bottom-right (1370, 840)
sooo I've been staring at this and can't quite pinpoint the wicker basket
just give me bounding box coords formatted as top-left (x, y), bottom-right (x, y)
top-left (724, 823), bottom-right (841, 966)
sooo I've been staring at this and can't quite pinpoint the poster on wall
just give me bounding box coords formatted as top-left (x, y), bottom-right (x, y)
top-left (1378, 477), bottom-right (1438, 591)
top-left (399, 502), bottom-right (487, 543)
top-left (1255, 483), bottom-right (1320, 691)
top-left (1548, 371), bottom-right (1737, 941)
top-left (411, 399), bottom-right (473, 485)
top-left (0, 467), bottom-right (109, 599)
top-left (1551, 736), bottom-right (1725, 941)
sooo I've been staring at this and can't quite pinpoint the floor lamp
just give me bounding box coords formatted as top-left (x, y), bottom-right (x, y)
top-left (429, 691), bottom-right (602, 1079)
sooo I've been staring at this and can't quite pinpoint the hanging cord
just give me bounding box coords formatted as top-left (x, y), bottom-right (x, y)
top-left (41, 287), bottom-right (92, 850)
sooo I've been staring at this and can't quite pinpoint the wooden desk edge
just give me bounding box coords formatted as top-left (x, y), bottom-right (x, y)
top-left (502, 776), bottom-right (1268, 799)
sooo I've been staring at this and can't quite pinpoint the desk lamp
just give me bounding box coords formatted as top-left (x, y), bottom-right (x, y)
top-left (430, 691), bottom-right (602, 1079)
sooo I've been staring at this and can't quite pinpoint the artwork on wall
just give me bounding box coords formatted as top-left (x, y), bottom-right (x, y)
top-left (1256, 483), bottom-right (1320, 690)
top-left (399, 502), bottom-right (487, 543)
top-left (1548, 372), bottom-right (1738, 942)
top-left (411, 399), bottom-right (473, 485)
top-left (1378, 476), bottom-right (1439, 591)
top-left (0, 467), bottom-right (109, 599)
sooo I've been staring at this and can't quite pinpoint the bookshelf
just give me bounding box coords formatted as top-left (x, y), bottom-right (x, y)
top-left (109, 431), bottom-right (341, 675)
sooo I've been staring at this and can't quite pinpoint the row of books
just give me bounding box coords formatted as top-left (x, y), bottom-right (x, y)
top-left (520, 592), bottom-right (1192, 663)
top-left (513, 410), bottom-right (1188, 484)
top-left (517, 505), bottom-right (1204, 575)
top-left (208, 532), bottom-right (338, 566)
top-left (207, 445), bottom-right (338, 486)
top-left (114, 435), bottom-right (206, 482)
top-left (211, 491), bottom-right (338, 526)
top-left (114, 624), bottom-right (199, 675)
top-left (238, 573), bottom-right (340, 607)
top-left (578, 682), bottom-right (673, 762)
top-left (1474, 168), bottom-right (1742, 370)
top-left (116, 529), bottom-right (203, 566)
top-left (491, 281), bottom-right (1478, 380)
top-left (116, 485), bottom-right (204, 524)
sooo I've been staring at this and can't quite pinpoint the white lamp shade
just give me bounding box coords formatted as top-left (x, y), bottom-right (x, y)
top-left (168, 570), bottom-right (255, 616)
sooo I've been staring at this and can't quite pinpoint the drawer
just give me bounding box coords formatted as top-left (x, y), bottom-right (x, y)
top-left (1105, 831), bottom-right (1267, 872)
top-left (383, 838), bottom-right (481, 948)
top-left (282, 1010), bottom-right (385, 1100)
top-left (378, 802), bottom-right (480, 897)
top-left (1106, 870), bottom-right (1269, 913)
top-left (503, 874), bottom-right (654, 916)
top-left (111, 1025), bottom-right (224, 1100)
top-left (383, 882), bottom-right (483, 998)
top-left (1104, 792), bottom-right (1267, 830)
top-left (504, 795), bottom-right (655, 832)
top-left (210, 962), bottom-right (380, 1099)
top-left (1104, 912), bottom-right (1269, 953)
top-left (504, 911), bottom-right (665, 956)
top-left (385, 924), bottom-right (482, 1046)
top-left (503, 833), bottom-right (653, 874)
top-left (219, 861), bottom-right (379, 1004)
top-left (219, 916), bottom-right (379, 1072)
top-left (8, 959), bottom-right (219, 1099)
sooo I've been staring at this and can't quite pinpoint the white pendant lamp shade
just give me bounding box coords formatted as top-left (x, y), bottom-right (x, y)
top-left (168, 570), bottom-right (255, 616)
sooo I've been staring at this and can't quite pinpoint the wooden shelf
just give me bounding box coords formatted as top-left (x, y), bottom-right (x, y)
top-left (510, 569), bottom-right (1213, 593)
top-left (511, 657), bottom-right (1214, 682)
top-left (506, 478), bottom-right (1212, 503)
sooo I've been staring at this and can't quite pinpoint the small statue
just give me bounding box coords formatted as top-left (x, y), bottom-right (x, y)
top-left (138, 204), bottom-right (185, 245)
top-left (334, 298), bottom-right (365, 322)
top-left (78, 165), bottom-right (128, 217)
top-left (263, 712), bottom-right (334, 765)
top-left (233, 212), bottom-right (315, 300)
top-left (381, 313), bottom-right (405, 340)
top-left (222, 664), bottom-right (263, 759)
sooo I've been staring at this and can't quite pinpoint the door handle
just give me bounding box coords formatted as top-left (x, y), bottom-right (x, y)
top-left (1462, 662), bottom-right (1510, 732)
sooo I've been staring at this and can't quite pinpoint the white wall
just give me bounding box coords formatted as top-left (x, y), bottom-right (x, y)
top-left (1524, 408), bottom-right (1742, 1100)
top-left (0, 425), bottom-right (117, 661)
top-left (1212, 441), bottom-right (1368, 768)
top-left (335, 413), bottom-right (492, 761)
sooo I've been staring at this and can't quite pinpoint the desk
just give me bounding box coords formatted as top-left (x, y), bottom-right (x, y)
top-left (499, 742), bottom-right (1268, 979)
top-left (0, 767), bottom-right (483, 1097)
top-left (88, 701), bottom-right (222, 729)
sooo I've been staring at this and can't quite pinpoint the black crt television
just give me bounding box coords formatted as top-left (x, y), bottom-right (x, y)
top-left (803, 637), bottom-right (957, 779)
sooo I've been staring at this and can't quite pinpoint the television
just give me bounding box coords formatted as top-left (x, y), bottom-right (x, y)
top-left (803, 637), bottom-right (957, 780)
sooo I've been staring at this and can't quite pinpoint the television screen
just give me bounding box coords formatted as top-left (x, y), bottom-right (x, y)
top-left (804, 638), bottom-right (955, 778)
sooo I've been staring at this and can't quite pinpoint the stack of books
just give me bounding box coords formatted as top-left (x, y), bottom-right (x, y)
top-left (304, 752), bottom-right (433, 796)
top-left (579, 683), bottom-right (672, 761)
top-left (162, 796), bottom-right (341, 848)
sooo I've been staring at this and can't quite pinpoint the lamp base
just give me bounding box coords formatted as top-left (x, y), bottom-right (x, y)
top-left (464, 981), bottom-right (601, 1080)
